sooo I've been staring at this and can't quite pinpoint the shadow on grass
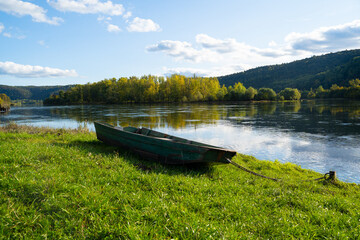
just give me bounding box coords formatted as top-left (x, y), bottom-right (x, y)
top-left (61, 139), bottom-right (217, 178)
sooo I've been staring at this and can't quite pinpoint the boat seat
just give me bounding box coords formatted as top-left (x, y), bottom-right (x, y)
top-left (123, 126), bottom-right (139, 133)
top-left (141, 128), bottom-right (151, 136)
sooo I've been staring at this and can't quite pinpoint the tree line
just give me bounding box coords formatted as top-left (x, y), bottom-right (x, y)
top-left (302, 79), bottom-right (360, 99)
top-left (44, 75), bottom-right (302, 105)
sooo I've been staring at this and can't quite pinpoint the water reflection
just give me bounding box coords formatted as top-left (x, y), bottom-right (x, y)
top-left (1, 100), bottom-right (360, 183)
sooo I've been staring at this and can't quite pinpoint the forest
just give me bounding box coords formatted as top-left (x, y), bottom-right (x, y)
top-left (303, 79), bottom-right (360, 99)
top-left (43, 75), bottom-right (303, 105)
top-left (0, 85), bottom-right (73, 100)
top-left (218, 49), bottom-right (360, 91)
top-left (43, 74), bottom-right (360, 105)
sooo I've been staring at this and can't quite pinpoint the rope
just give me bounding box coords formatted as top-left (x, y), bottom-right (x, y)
top-left (227, 158), bottom-right (331, 182)
top-left (227, 158), bottom-right (279, 181)
top-left (302, 172), bottom-right (330, 182)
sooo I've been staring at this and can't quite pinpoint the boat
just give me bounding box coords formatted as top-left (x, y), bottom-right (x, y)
top-left (94, 122), bottom-right (237, 165)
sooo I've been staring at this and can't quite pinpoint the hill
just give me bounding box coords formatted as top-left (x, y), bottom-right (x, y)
top-left (218, 49), bottom-right (360, 91)
top-left (0, 85), bottom-right (74, 100)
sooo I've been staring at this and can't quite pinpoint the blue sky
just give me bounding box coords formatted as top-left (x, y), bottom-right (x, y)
top-left (1, 0), bottom-right (360, 86)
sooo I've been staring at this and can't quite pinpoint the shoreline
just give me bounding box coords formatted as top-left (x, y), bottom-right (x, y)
top-left (41, 97), bottom-right (360, 106)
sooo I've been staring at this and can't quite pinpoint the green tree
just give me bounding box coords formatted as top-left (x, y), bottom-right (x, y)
top-left (315, 85), bottom-right (325, 94)
top-left (216, 85), bottom-right (228, 101)
top-left (315, 85), bottom-right (329, 98)
top-left (349, 78), bottom-right (360, 87)
top-left (229, 82), bottom-right (246, 100)
top-left (0, 93), bottom-right (11, 108)
top-left (307, 90), bottom-right (316, 99)
top-left (330, 84), bottom-right (340, 91)
top-left (256, 88), bottom-right (277, 100)
top-left (278, 88), bottom-right (301, 100)
top-left (244, 87), bottom-right (257, 100)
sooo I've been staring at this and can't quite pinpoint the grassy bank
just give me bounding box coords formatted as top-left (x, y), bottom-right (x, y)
top-left (0, 124), bottom-right (359, 239)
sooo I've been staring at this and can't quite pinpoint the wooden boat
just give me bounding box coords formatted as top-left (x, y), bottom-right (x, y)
top-left (94, 122), bottom-right (237, 165)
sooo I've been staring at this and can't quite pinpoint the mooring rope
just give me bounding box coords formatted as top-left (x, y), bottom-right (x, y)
top-left (227, 158), bottom-right (279, 181)
top-left (227, 158), bottom-right (332, 182)
top-left (302, 172), bottom-right (330, 182)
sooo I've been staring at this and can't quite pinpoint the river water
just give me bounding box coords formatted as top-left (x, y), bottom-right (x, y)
top-left (1, 99), bottom-right (360, 183)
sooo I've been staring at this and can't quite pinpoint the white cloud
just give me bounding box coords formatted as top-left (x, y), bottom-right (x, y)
top-left (147, 39), bottom-right (218, 62)
top-left (107, 23), bottom-right (121, 33)
top-left (48, 0), bottom-right (124, 16)
top-left (285, 19), bottom-right (360, 53)
top-left (123, 11), bottom-right (132, 19)
top-left (0, 23), bottom-right (4, 33)
top-left (0, 0), bottom-right (63, 25)
top-left (163, 65), bottom-right (250, 78)
top-left (196, 34), bottom-right (292, 58)
top-left (148, 19), bottom-right (360, 77)
top-left (1, 25), bottom-right (26, 39)
top-left (163, 67), bottom-right (210, 77)
top-left (97, 16), bottom-right (111, 22)
top-left (0, 61), bottom-right (78, 78)
top-left (3, 32), bottom-right (11, 38)
top-left (268, 41), bottom-right (277, 47)
top-left (48, 1), bottom-right (160, 34)
top-left (147, 34), bottom-right (271, 64)
top-left (147, 34), bottom-right (310, 78)
top-left (251, 47), bottom-right (291, 58)
top-left (37, 40), bottom-right (49, 47)
top-left (148, 34), bottom-right (269, 64)
top-left (195, 34), bottom-right (240, 53)
top-left (127, 17), bottom-right (161, 32)
top-left (3, 32), bottom-right (27, 39)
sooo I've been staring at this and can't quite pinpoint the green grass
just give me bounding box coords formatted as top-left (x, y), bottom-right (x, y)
top-left (0, 124), bottom-right (359, 239)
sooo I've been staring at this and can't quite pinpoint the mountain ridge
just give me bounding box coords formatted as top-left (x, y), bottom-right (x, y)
top-left (0, 85), bottom-right (74, 100)
top-left (218, 49), bottom-right (360, 91)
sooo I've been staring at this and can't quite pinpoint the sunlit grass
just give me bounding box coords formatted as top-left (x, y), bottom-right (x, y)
top-left (0, 124), bottom-right (359, 239)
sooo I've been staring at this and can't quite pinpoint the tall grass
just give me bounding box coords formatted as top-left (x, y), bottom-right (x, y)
top-left (0, 124), bottom-right (359, 239)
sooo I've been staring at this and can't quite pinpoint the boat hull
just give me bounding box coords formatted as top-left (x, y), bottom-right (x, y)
top-left (94, 122), bottom-right (236, 165)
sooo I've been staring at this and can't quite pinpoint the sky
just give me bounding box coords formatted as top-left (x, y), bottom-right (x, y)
top-left (1, 0), bottom-right (360, 86)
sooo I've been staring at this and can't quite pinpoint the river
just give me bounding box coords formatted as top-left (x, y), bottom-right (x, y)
top-left (1, 99), bottom-right (360, 183)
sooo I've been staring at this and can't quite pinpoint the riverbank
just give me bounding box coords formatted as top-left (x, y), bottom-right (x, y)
top-left (1, 124), bottom-right (359, 239)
